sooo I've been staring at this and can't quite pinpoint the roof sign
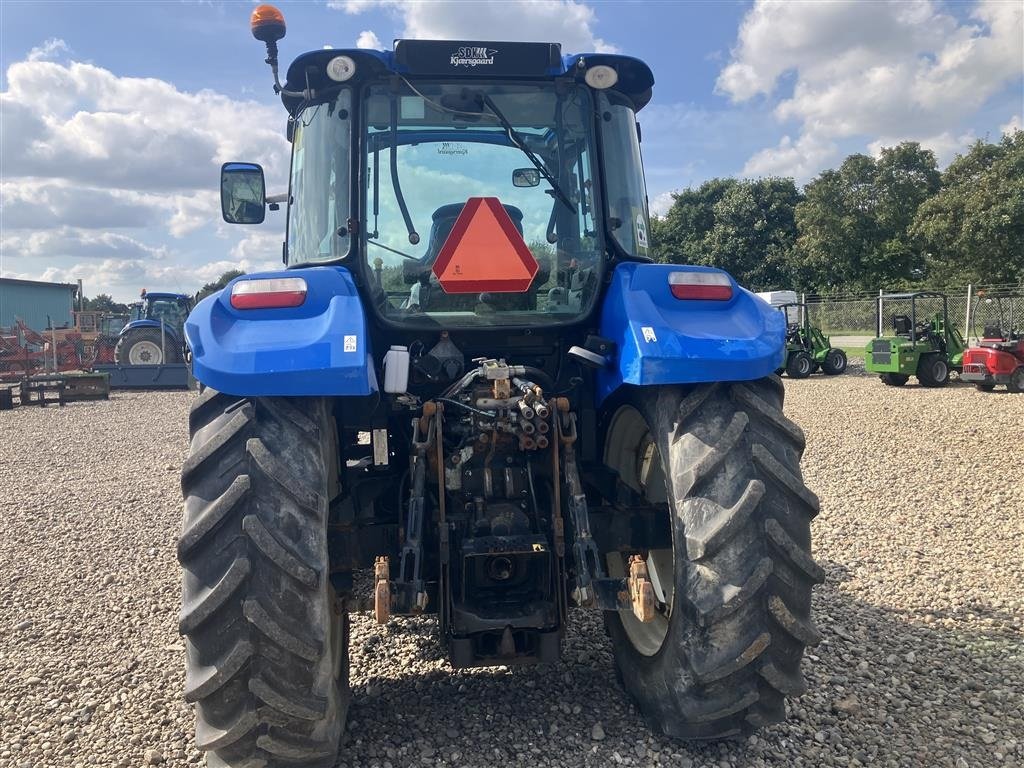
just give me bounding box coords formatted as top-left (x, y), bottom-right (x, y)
top-left (432, 197), bottom-right (539, 294)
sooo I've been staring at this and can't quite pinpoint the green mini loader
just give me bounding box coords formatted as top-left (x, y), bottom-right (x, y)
top-left (776, 303), bottom-right (847, 378)
top-left (865, 291), bottom-right (965, 387)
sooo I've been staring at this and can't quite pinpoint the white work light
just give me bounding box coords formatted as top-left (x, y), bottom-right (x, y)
top-left (584, 65), bottom-right (618, 89)
top-left (326, 55), bottom-right (357, 82)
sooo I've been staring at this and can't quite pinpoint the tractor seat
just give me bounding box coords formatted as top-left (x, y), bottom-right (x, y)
top-left (892, 315), bottom-right (912, 336)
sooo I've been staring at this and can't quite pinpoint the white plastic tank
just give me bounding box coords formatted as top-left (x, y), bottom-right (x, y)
top-left (383, 345), bottom-right (410, 393)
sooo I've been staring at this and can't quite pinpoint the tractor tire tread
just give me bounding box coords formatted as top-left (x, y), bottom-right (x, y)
top-left (179, 392), bottom-right (347, 767)
top-left (184, 639), bottom-right (255, 703)
top-left (684, 479), bottom-right (764, 560)
top-left (605, 379), bottom-right (820, 738)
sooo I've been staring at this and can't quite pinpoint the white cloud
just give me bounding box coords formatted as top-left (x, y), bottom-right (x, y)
top-left (649, 192), bottom-right (676, 218)
top-left (867, 130), bottom-right (977, 166)
top-left (1, 60), bottom-right (289, 190)
top-left (356, 30), bottom-right (384, 49)
top-left (229, 231), bottom-right (285, 267)
top-left (1002, 115), bottom-right (1022, 135)
top-left (718, 0), bottom-right (1024, 179)
top-left (26, 38), bottom-right (70, 62)
top-left (742, 134), bottom-right (837, 180)
top-left (1, 53), bottom-right (292, 295)
top-left (333, 0), bottom-right (616, 53)
top-left (1, 227), bottom-right (170, 262)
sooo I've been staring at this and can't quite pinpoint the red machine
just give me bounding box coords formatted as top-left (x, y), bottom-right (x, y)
top-left (961, 318), bottom-right (1024, 393)
top-left (0, 314), bottom-right (120, 380)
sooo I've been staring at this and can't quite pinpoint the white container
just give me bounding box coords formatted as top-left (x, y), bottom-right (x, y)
top-left (383, 345), bottom-right (410, 393)
top-left (755, 290), bottom-right (799, 307)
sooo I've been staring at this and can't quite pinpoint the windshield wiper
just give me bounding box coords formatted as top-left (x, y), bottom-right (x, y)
top-left (478, 93), bottom-right (577, 214)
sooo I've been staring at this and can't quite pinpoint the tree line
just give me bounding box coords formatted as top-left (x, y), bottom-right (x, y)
top-left (82, 270), bottom-right (245, 313)
top-left (650, 132), bottom-right (1023, 295)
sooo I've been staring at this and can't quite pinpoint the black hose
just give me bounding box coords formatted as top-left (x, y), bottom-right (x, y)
top-left (437, 397), bottom-right (497, 419)
top-left (389, 96), bottom-right (419, 245)
top-left (522, 366), bottom-right (556, 392)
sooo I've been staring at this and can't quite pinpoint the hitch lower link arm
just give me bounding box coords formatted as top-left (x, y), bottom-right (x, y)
top-left (388, 416), bottom-right (434, 619)
top-left (559, 411), bottom-right (656, 623)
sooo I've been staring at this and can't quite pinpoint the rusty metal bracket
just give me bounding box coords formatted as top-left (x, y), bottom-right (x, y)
top-left (627, 554), bottom-right (656, 623)
top-left (374, 556), bottom-right (391, 624)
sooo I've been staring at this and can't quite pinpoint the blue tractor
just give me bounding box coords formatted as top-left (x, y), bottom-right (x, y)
top-left (178, 7), bottom-right (821, 766)
top-left (115, 289), bottom-right (193, 365)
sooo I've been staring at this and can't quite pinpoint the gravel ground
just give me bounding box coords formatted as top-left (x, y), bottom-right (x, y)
top-left (1, 381), bottom-right (1021, 768)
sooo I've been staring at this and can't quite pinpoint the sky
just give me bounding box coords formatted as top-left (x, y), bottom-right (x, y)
top-left (1, 0), bottom-right (1021, 302)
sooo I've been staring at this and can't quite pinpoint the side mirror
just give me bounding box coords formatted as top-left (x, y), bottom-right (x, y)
top-left (512, 168), bottom-right (541, 187)
top-left (221, 162), bottom-right (266, 224)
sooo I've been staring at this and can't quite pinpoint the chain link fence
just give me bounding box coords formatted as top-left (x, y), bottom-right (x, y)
top-left (802, 285), bottom-right (1024, 344)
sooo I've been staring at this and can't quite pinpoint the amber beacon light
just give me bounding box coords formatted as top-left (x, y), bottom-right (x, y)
top-left (251, 4), bottom-right (286, 43)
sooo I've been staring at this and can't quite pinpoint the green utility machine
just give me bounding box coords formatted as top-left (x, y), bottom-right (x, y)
top-left (776, 302), bottom-right (847, 378)
top-left (865, 291), bottom-right (965, 387)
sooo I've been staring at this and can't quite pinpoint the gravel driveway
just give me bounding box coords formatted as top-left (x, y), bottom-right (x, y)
top-left (2, 380), bottom-right (1021, 768)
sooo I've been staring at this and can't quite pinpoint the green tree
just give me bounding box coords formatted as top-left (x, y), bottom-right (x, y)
top-left (650, 178), bottom-right (737, 264)
top-left (794, 143), bottom-right (939, 292)
top-left (196, 269), bottom-right (246, 301)
top-left (650, 177), bottom-right (800, 290)
top-left (84, 293), bottom-right (130, 314)
top-left (911, 131), bottom-right (1024, 285)
top-left (704, 178), bottom-right (802, 290)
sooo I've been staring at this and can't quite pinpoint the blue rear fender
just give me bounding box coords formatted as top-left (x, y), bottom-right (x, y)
top-left (185, 266), bottom-right (376, 397)
top-left (596, 263), bottom-right (785, 404)
top-left (120, 319), bottom-right (183, 342)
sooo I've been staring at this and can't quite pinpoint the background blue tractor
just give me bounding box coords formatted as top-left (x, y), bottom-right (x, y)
top-left (115, 289), bottom-right (193, 365)
top-left (178, 7), bottom-right (821, 766)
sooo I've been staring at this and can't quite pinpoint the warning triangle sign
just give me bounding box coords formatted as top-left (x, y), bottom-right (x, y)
top-left (432, 197), bottom-right (539, 294)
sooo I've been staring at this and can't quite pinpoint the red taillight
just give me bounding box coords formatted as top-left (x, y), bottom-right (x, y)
top-left (230, 277), bottom-right (307, 309)
top-left (668, 271), bottom-right (733, 301)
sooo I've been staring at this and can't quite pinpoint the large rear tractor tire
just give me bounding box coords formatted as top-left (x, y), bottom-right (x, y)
top-left (917, 354), bottom-right (950, 388)
top-left (821, 349), bottom-right (847, 376)
top-left (178, 390), bottom-right (349, 768)
top-left (602, 379), bottom-right (822, 738)
top-left (115, 327), bottom-right (182, 365)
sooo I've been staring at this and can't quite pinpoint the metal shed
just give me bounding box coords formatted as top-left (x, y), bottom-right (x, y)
top-left (0, 277), bottom-right (79, 331)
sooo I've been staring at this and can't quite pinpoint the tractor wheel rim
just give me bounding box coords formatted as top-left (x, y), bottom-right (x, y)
top-left (604, 405), bottom-right (674, 657)
top-left (129, 340), bottom-right (162, 365)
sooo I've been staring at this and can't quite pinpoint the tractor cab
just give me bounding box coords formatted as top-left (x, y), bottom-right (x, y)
top-left (136, 291), bottom-right (192, 334)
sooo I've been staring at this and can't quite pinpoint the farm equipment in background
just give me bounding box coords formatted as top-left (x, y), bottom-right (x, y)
top-left (775, 302), bottom-right (847, 378)
top-left (0, 311), bottom-right (123, 378)
top-left (174, 7), bottom-right (821, 766)
top-left (961, 295), bottom-right (1024, 392)
top-left (865, 291), bottom-right (966, 387)
top-left (114, 290), bottom-right (193, 365)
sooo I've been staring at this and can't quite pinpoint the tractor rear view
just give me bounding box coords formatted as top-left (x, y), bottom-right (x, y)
top-left (865, 292), bottom-right (965, 387)
top-left (176, 7), bottom-right (822, 766)
top-left (115, 290), bottom-right (192, 365)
